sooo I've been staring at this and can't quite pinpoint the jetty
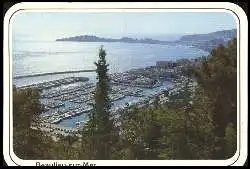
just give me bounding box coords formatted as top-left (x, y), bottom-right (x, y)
top-left (18, 76), bottom-right (89, 91)
top-left (14, 69), bottom-right (96, 79)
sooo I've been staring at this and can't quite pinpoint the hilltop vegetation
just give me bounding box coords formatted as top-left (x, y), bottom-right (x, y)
top-left (13, 38), bottom-right (237, 160)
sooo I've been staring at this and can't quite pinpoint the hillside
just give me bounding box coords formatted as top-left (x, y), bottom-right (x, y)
top-left (177, 29), bottom-right (237, 52)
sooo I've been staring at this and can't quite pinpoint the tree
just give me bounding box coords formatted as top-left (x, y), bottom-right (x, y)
top-left (86, 45), bottom-right (115, 159)
top-left (157, 81), bottom-right (215, 160)
top-left (120, 106), bottom-right (162, 159)
top-left (193, 38), bottom-right (237, 159)
top-left (94, 45), bottom-right (112, 133)
top-left (13, 86), bottom-right (57, 159)
top-left (13, 86), bottom-right (42, 129)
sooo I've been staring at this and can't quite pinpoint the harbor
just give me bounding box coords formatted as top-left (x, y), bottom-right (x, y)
top-left (15, 62), bottom-right (197, 136)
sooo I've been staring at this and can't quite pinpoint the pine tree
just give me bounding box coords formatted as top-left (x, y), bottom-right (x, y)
top-left (94, 45), bottom-right (112, 132)
top-left (87, 45), bottom-right (114, 159)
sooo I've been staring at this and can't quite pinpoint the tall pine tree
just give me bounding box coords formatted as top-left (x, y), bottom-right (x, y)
top-left (87, 45), bottom-right (114, 159)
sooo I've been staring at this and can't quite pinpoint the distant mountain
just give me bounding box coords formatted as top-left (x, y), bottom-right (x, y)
top-left (57, 35), bottom-right (116, 42)
top-left (56, 35), bottom-right (167, 44)
top-left (177, 29), bottom-right (237, 52)
top-left (179, 29), bottom-right (237, 42)
top-left (193, 38), bottom-right (225, 52)
top-left (56, 29), bottom-right (237, 52)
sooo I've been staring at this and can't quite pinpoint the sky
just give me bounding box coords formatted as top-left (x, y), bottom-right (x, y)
top-left (12, 12), bottom-right (237, 41)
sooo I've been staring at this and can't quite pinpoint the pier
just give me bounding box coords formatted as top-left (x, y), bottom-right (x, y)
top-left (14, 69), bottom-right (96, 79)
top-left (18, 76), bottom-right (89, 91)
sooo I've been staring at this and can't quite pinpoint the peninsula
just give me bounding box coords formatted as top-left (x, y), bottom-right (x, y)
top-left (55, 29), bottom-right (237, 52)
top-left (56, 35), bottom-right (169, 44)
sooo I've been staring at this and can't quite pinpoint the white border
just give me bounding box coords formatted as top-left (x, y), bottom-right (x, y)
top-left (3, 2), bottom-right (248, 166)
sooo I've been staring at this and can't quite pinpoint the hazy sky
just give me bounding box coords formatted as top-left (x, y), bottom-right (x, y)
top-left (12, 12), bottom-right (237, 41)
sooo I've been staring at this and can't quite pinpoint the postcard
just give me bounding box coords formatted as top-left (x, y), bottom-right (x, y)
top-left (3, 2), bottom-right (248, 166)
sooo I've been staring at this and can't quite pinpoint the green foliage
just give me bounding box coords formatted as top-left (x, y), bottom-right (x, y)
top-left (194, 38), bottom-right (237, 130)
top-left (224, 123), bottom-right (237, 159)
top-left (120, 95), bottom-right (214, 160)
top-left (84, 45), bottom-right (117, 160)
top-left (92, 45), bottom-right (113, 133)
top-left (13, 86), bottom-right (80, 160)
top-left (193, 38), bottom-right (237, 158)
top-left (13, 87), bottom-right (55, 159)
top-left (13, 86), bottom-right (42, 128)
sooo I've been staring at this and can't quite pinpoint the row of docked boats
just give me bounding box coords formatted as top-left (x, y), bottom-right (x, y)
top-left (41, 84), bottom-right (145, 112)
top-left (40, 104), bottom-right (93, 124)
top-left (41, 82), bottom-right (95, 99)
top-left (43, 102), bottom-right (64, 110)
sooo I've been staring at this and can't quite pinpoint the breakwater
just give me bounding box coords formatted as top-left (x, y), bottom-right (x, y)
top-left (18, 76), bottom-right (89, 91)
top-left (14, 69), bottom-right (96, 79)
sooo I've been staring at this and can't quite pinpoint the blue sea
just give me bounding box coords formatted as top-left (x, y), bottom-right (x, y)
top-left (12, 40), bottom-right (209, 84)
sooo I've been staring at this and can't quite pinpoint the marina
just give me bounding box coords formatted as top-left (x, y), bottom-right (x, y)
top-left (15, 64), bottom-right (196, 134)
